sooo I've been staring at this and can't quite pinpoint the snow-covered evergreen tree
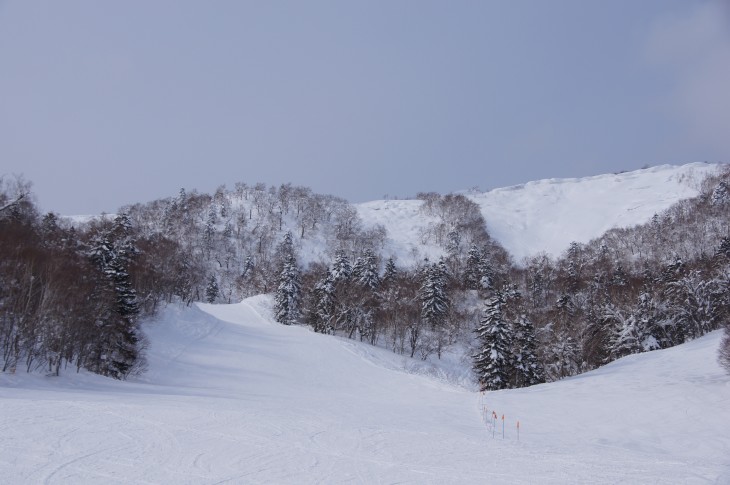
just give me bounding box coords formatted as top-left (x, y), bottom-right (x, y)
top-left (330, 249), bottom-right (352, 282)
top-left (473, 288), bottom-right (512, 391)
top-left (711, 181), bottom-right (730, 207)
top-left (511, 314), bottom-right (544, 387)
top-left (667, 270), bottom-right (720, 341)
top-left (89, 213), bottom-right (142, 379)
top-left (354, 248), bottom-right (380, 290)
top-left (420, 261), bottom-right (450, 331)
top-left (565, 241), bottom-right (583, 294)
top-left (464, 244), bottom-right (482, 290)
top-left (633, 290), bottom-right (662, 351)
top-left (478, 254), bottom-right (495, 292)
top-left (381, 257), bottom-right (397, 285)
top-left (608, 308), bottom-right (642, 360)
top-left (716, 237), bottom-right (730, 260)
top-left (611, 260), bottom-right (628, 289)
top-left (242, 255), bottom-right (254, 277)
top-left (204, 205), bottom-right (216, 257)
top-left (544, 331), bottom-right (579, 380)
top-left (437, 258), bottom-right (449, 287)
top-left (445, 230), bottom-right (461, 259)
top-left (464, 244), bottom-right (495, 292)
top-left (274, 232), bottom-right (301, 326)
top-left (311, 271), bottom-right (335, 334)
top-left (205, 275), bottom-right (219, 303)
top-left (661, 256), bottom-right (684, 284)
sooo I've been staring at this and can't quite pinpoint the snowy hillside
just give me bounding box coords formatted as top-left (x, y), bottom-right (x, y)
top-left (358, 163), bottom-right (721, 263)
top-left (1, 298), bottom-right (728, 484)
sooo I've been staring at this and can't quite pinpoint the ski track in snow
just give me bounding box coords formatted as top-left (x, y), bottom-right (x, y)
top-left (2, 296), bottom-right (730, 484)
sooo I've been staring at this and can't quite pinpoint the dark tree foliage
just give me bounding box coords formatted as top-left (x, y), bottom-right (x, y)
top-left (0, 189), bottom-right (150, 379)
top-left (511, 313), bottom-right (544, 387)
top-left (464, 244), bottom-right (482, 290)
top-left (206, 275), bottom-right (219, 303)
top-left (88, 214), bottom-right (143, 379)
top-left (382, 257), bottom-right (397, 285)
top-left (310, 270), bottom-right (336, 334)
top-left (353, 248), bottom-right (380, 290)
top-left (711, 181), bottom-right (730, 207)
top-left (331, 249), bottom-right (352, 282)
top-left (274, 232), bottom-right (301, 325)
top-left (420, 260), bottom-right (450, 331)
top-left (473, 287), bottom-right (515, 391)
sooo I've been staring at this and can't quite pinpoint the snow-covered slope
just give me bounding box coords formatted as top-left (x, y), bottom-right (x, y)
top-left (358, 163), bottom-right (721, 263)
top-left (1, 298), bottom-right (728, 483)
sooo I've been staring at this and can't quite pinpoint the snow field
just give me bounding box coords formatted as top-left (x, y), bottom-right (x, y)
top-left (358, 163), bottom-right (721, 263)
top-left (1, 296), bottom-right (729, 483)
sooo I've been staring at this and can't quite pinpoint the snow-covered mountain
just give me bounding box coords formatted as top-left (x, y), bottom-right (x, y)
top-left (64, 163), bottom-right (722, 268)
top-left (1, 297), bottom-right (728, 483)
top-left (358, 162), bottom-right (721, 263)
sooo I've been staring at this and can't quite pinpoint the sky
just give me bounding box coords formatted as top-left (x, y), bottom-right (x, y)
top-left (0, 1), bottom-right (728, 215)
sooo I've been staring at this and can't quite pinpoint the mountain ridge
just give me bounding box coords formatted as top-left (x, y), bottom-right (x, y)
top-left (357, 162), bottom-right (722, 263)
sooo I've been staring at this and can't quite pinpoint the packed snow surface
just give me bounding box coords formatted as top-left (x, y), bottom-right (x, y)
top-left (358, 163), bottom-right (721, 263)
top-left (2, 297), bottom-right (729, 483)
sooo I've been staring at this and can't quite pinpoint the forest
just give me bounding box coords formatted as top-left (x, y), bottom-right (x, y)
top-left (1, 170), bottom-right (729, 386)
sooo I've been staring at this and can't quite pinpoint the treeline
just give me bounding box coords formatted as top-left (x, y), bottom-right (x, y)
top-left (123, 182), bottom-right (387, 304)
top-left (0, 179), bottom-right (409, 378)
top-left (0, 177), bottom-right (147, 378)
top-left (2, 168), bottom-right (729, 384)
top-left (272, 171), bottom-right (730, 389)
top-left (509, 169), bottom-right (730, 384)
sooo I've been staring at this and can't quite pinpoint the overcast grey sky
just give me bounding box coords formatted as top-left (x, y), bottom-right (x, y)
top-left (1, 1), bottom-right (728, 214)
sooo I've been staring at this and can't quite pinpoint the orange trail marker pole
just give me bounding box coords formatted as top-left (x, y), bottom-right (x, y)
top-left (502, 414), bottom-right (505, 439)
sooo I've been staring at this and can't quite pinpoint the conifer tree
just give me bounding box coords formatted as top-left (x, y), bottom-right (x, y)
top-left (242, 255), bottom-right (255, 277)
top-left (205, 275), bottom-right (219, 303)
top-left (351, 255), bottom-right (364, 281)
top-left (311, 271), bottom-right (335, 334)
top-left (667, 270), bottom-right (719, 341)
top-left (565, 241), bottom-right (583, 294)
top-left (420, 261), bottom-right (450, 331)
top-left (633, 290), bottom-right (662, 351)
top-left (478, 254), bottom-right (495, 292)
top-left (204, 205), bottom-right (216, 258)
top-left (608, 310), bottom-right (642, 360)
top-left (473, 288), bottom-right (512, 391)
top-left (545, 331), bottom-right (579, 380)
top-left (354, 248), bottom-right (380, 290)
top-left (511, 314), bottom-right (544, 387)
top-left (711, 181), bottom-right (730, 207)
top-left (716, 237), bottom-right (730, 260)
top-left (89, 213), bottom-right (142, 379)
top-left (611, 260), bottom-right (628, 288)
top-left (382, 257), bottom-right (397, 285)
top-left (274, 232), bottom-right (301, 325)
top-left (330, 249), bottom-right (352, 282)
top-left (464, 244), bottom-right (482, 290)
